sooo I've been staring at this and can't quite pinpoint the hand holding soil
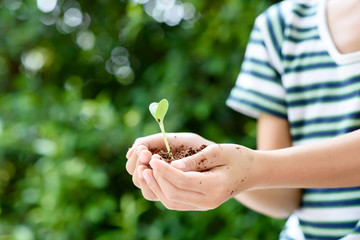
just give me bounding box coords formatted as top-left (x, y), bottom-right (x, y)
top-left (126, 133), bottom-right (259, 211)
top-left (141, 144), bottom-right (258, 211)
top-left (149, 144), bottom-right (207, 163)
top-left (125, 132), bottom-right (215, 202)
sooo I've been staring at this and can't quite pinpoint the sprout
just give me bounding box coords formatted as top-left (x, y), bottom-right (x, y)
top-left (149, 99), bottom-right (174, 160)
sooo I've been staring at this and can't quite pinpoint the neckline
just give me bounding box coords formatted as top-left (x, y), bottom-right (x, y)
top-left (317, 0), bottom-right (360, 65)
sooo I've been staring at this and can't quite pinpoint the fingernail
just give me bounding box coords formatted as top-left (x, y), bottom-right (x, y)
top-left (143, 172), bottom-right (151, 184)
top-left (172, 161), bottom-right (186, 170)
top-left (126, 148), bottom-right (134, 159)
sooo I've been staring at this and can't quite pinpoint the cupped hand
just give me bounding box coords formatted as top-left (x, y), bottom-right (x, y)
top-left (125, 132), bottom-right (215, 202)
top-left (142, 144), bottom-right (259, 211)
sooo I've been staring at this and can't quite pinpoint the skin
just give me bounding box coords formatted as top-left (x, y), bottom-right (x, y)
top-left (327, 0), bottom-right (360, 54)
top-left (126, 128), bottom-right (360, 212)
top-left (126, 0), bottom-right (360, 216)
top-left (126, 114), bottom-right (302, 216)
top-left (234, 114), bottom-right (301, 219)
top-left (126, 133), bottom-right (215, 210)
top-left (127, 114), bottom-right (301, 218)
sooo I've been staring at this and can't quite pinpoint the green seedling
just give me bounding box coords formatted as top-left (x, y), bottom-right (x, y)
top-left (149, 99), bottom-right (174, 160)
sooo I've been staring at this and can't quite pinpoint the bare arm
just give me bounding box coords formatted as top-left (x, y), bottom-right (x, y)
top-left (127, 120), bottom-right (360, 212)
top-left (259, 128), bottom-right (360, 188)
top-left (234, 114), bottom-right (301, 219)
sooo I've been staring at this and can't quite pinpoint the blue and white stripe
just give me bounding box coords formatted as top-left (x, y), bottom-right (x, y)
top-left (226, 0), bottom-right (360, 239)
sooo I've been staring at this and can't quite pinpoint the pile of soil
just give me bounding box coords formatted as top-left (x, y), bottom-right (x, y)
top-left (149, 144), bottom-right (207, 163)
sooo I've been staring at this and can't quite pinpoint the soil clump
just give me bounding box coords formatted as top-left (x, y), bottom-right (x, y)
top-left (150, 144), bottom-right (207, 163)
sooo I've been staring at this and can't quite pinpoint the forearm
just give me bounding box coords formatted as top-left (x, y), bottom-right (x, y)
top-left (258, 129), bottom-right (360, 189)
top-left (234, 189), bottom-right (301, 219)
top-left (234, 114), bottom-right (301, 218)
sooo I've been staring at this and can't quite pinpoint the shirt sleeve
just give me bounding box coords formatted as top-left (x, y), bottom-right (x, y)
top-left (226, 9), bottom-right (287, 119)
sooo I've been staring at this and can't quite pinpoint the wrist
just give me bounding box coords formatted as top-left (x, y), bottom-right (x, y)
top-left (226, 145), bottom-right (269, 192)
top-left (247, 149), bottom-right (288, 190)
top-left (253, 148), bottom-right (299, 189)
top-left (248, 149), bottom-right (271, 190)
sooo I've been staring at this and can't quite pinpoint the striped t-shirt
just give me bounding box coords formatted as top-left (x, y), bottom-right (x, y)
top-left (226, 0), bottom-right (360, 239)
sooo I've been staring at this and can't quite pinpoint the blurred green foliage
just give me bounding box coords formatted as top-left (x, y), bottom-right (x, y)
top-left (0, 0), bottom-right (283, 239)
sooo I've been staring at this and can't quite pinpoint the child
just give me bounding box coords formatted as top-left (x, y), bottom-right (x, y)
top-left (126, 0), bottom-right (360, 239)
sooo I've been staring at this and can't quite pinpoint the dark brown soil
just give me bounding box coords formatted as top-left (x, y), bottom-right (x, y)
top-left (149, 144), bottom-right (207, 163)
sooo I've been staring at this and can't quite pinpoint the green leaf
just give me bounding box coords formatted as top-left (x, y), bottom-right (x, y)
top-left (149, 99), bottom-right (169, 122)
top-left (149, 102), bottom-right (158, 119)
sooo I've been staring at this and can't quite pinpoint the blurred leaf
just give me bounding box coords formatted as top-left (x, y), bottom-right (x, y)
top-left (0, 0), bottom-right (283, 239)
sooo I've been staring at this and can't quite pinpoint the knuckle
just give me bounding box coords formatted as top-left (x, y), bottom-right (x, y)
top-left (133, 137), bottom-right (144, 146)
top-left (135, 145), bottom-right (147, 155)
top-left (138, 150), bottom-right (147, 159)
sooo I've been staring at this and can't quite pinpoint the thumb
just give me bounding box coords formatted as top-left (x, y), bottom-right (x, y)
top-left (170, 146), bottom-right (220, 172)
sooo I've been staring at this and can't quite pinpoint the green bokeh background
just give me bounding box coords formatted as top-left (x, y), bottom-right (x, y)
top-left (0, 0), bottom-right (285, 239)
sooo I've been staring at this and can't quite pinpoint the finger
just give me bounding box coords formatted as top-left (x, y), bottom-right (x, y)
top-left (126, 139), bottom-right (148, 160)
top-left (133, 133), bottom-right (195, 153)
top-left (132, 148), bottom-right (153, 187)
top-left (152, 160), bottom-right (234, 210)
top-left (126, 147), bottom-right (135, 159)
top-left (170, 145), bottom-right (223, 172)
top-left (138, 148), bottom-right (152, 164)
top-left (150, 158), bottom-right (211, 193)
top-left (135, 145), bottom-right (149, 157)
top-left (137, 165), bottom-right (158, 201)
top-left (142, 169), bottom-right (201, 211)
top-left (132, 134), bottom-right (168, 152)
top-left (152, 166), bottom-right (209, 209)
top-left (125, 145), bottom-right (148, 175)
top-left (132, 162), bottom-right (141, 188)
top-left (130, 147), bottom-right (149, 186)
top-left (126, 135), bottom-right (159, 168)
